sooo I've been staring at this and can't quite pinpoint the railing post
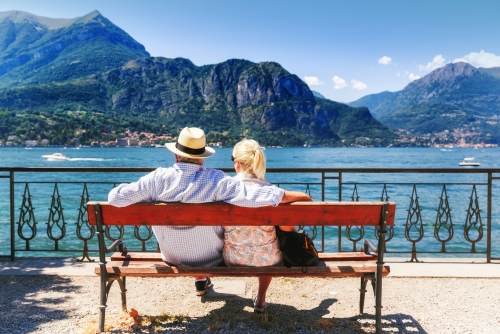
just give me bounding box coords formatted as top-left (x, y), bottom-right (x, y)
top-left (321, 171), bottom-right (325, 202)
top-left (487, 172), bottom-right (492, 263)
top-left (10, 170), bottom-right (15, 261)
top-left (338, 172), bottom-right (342, 252)
top-left (321, 171), bottom-right (325, 252)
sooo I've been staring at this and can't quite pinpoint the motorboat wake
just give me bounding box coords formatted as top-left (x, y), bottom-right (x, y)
top-left (41, 153), bottom-right (70, 161)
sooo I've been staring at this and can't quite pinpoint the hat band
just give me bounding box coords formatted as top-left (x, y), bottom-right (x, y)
top-left (175, 142), bottom-right (206, 155)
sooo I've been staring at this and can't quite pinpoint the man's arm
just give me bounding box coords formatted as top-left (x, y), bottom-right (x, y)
top-left (280, 190), bottom-right (313, 203)
top-left (108, 170), bottom-right (156, 207)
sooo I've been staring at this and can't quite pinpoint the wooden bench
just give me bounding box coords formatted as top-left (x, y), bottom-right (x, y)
top-left (88, 201), bottom-right (396, 334)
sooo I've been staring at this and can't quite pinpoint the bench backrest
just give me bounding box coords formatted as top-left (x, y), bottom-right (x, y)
top-left (87, 201), bottom-right (396, 227)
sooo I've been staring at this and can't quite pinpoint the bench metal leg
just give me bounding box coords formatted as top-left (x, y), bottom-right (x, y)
top-left (117, 276), bottom-right (128, 312)
top-left (359, 273), bottom-right (376, 314)
top-left (98, 267), bottom-right (107, 333)
top-left (374, 271), bottom-right (383, 334)
top-left (99, 275), bottom-right (128, 332)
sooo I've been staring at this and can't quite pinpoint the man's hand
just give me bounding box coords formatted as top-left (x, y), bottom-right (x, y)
top-left (280, 190), bottom-right (313, 203)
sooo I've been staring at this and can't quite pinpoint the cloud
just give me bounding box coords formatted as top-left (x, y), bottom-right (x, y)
top-left (378, 56), bottom-right (392, 65)
top-left (409, 73), bottom-right (421, 81)
top-left (396, 72), bottom-right (401, 77)
top-left (453, 50), bottom-right (500, 68)
top-left (418, 55), bottom-right (446, 71)
top-left (351, 79), bottom-right (368, 90)
top-left (332, 76), bottom-right (347, 89)
top-left (304, 76), bottom-right (325, 86)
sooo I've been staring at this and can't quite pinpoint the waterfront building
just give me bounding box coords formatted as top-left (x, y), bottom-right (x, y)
top-left (118, 138), bottom-right (128, 147)
top-left (25, 140), bottom-right (38, 147)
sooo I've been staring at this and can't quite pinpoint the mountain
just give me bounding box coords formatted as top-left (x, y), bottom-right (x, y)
top-left (0, 57), bottom-right (395, 146)
top-left (0, 10), bottom-right (149, 89)
top-left (0, 11), bottom-right (394, 147)
top-left (353, 62), bottom-right (500, 143)
top-left (312, 90), bottom-right (326, 99)
top-left (347, 91), bottom-right (395, 116)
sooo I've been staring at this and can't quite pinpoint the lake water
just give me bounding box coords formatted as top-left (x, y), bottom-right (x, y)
top-left (1, 146), bottom-right (499, 259)
top-left (2, 146), bottom-right (499, 169)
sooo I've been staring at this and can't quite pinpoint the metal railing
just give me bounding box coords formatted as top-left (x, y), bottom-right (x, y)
top-left (1, 167), bottom-right (499, 262)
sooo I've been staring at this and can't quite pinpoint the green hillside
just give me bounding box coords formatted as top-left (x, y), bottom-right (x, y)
top-left (0, 10), bottom-right (149, 89)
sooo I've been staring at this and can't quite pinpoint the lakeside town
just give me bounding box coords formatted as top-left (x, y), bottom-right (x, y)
top-left (3, 129), bottom-right (498, 149)
top-left (3, 134), bottom-right (498, 149)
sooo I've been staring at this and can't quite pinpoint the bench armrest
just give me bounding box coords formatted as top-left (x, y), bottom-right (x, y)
top-left (106, 239), bottom-right (128, 255)
top-left (363, 239), bottom-right (378, 254)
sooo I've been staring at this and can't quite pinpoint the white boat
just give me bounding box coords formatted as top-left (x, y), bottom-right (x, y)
top-left (459, 158), bottom-right (480, 167)
top-left (41, 153), bottom-right (70, 161)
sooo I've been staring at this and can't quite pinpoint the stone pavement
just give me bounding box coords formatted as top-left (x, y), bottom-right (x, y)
top-left (0, 257), bottom-right (499, 333)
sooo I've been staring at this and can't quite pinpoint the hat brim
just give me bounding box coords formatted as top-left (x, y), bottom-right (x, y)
top-left (165, 142), bottom-right (215, 158)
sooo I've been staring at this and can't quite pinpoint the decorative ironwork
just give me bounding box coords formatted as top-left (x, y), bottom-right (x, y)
top-left (464, 185), bottom-right (483, 253)
top-left (305, 184), bottom-right (311, 196)
top-left (351, 185), bottom-right (360, 202)
top-left (375, 185), bottom-right (394, 252)
top-left (134, 226), bottom-right (154, 251)
top-left (434, 185), bottom-right (454, 252)
top-left (405, 185), bottom-right (424, 262)
top-left (17, 183), bottom-right (37, 250)
top-left (380, 184), bottom-right (390, 202)
top-left (4, 167), bottom-right (499, 262)
top-left (46, 183), bottom-right (67, 250)
top-left (346, 185), bottom-right (364, 251)
top-left (76, 184), bottom-right (95, 262)
top-left (105, 226), bottom-right (125, 242)
top-left (106, 183), bottom-right (125, 242)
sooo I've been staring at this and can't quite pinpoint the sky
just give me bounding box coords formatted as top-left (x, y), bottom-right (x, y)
top-left (2, 0), bottom-right (500, 103)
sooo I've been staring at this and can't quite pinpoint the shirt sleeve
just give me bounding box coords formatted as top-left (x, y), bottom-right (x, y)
top-left (108, 170), bottom-right (157, 207)
top-left (215, 175), bottom-right (284, 207)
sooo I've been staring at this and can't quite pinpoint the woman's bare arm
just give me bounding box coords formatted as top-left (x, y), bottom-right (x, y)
top-left (280, 190), bottom-right (313, 203)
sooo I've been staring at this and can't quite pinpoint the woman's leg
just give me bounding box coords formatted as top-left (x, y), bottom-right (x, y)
top-left (255, 276), bottom-right (272, 308)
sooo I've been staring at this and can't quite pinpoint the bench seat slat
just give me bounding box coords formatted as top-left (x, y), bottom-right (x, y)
top-left (96, 261), bottom-right (389, 278)
top-left (110, 251), bottom-right (377, 262)
top-left (87, 201), bottom-right (396, 227)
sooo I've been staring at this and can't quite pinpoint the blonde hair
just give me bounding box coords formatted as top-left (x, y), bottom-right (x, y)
top-left (233, 139), bottom-right (266, 180)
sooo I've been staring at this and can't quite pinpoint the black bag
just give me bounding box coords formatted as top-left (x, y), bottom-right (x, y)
top-left (276, 227), bottom-right (320, 269)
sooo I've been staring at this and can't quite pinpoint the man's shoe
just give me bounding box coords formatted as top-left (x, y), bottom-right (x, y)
top-left (195, 277), bottom-right (212, 296)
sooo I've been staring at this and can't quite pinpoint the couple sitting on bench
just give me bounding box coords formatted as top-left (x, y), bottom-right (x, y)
top-left (108, 127), bottom-right (312, 313)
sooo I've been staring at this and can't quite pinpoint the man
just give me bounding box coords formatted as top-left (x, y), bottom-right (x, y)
top-left (108, 127), bottom-right (311, 296)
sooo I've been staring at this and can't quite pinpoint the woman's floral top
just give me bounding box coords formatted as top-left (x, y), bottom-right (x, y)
top-left (223, 173), bottom-right (282, 267)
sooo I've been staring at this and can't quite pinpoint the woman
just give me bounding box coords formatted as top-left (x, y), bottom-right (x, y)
top-left (223, 139), bottom-right (309, 312)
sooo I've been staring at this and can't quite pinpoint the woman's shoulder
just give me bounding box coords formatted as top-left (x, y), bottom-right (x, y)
top-left (234, 173), bottom-right (270, 186)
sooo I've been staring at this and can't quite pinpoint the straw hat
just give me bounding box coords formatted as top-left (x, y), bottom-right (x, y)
top-left (165, 127), bottom-right (215, 158)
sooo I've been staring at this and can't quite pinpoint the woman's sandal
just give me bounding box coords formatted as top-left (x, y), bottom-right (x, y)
top-left (253, 297), bottom-right (266, 313)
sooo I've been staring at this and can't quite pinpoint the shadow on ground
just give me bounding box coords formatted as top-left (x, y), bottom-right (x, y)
top-left (0, 275), bottom-right (80, 334)
top-left (104, 294), bottom-right (427, 333)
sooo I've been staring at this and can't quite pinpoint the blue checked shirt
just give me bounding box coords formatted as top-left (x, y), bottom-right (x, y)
top-left (108, 162), bottom-right (285, 267)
